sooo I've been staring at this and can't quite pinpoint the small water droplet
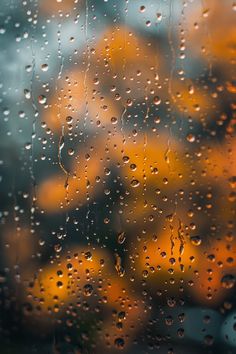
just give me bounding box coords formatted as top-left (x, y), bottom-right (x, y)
top-left (24, 89), bottom-right (31, 99)
top-left (83, 284), bottom-right (93, 296)
top-left (84, 251), bottom-right (92, 260)
top-left (131, 179), bottom-right (140, 188)
top-left (41, 63), bottom-right (48, 72)
top-left (186, 133), bottom-right (195, 143)
top-left (114, 337), bottom-right (125, 349)
top-left (25, 142), bottom-right (32, 150)
top-left (190, 235), bottom-right (202, 246)
top-left (139, 5), bottom-right (146, 13)
top-left (117, 232), bottom-right (126, 244)
top-left (221, 274), bottom-right (236, 289)
top-left (68, 148), bottom-right (74, 156)
top-left (111, 116), bottom-right (118, 124)
top-left (153, 96), bottom-right (161, 105)
top-left (38, 95), bottom-right (47, 104)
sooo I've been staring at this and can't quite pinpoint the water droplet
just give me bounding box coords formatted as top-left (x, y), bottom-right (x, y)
top-left (59, 136), bottom-right (65, 151)
top-left (229, 176), bottom-right (236, 188)
top-left (38, 95), bottom-right (47, 105)
top-left (139, 5), bottom-right (146, 13)
top-left (188, 85), bottom-right (194, 94)
top-left (41, 63), bottom-right (48, 72)
top-left (25, 142), bottom-right (32, 150)
top-left (117, 232), bottom-right (126, 244)
top-left (153, 96), bottom-right (161, 105)
top-left (190, 235), bottom-right (202, 246)
top-left (66, 116), bottom-right (73, 124)
top-left (221, 274), bottom-right (236, 289)
top-left (186, 133), bottom-right (195, 143)
top-left (115, 253), bottom-right (125, 277)
top-left (85, 251), bottom-right (92, 260)
top-left (111, 116), bottom-right (117, 124)
top-left (83, 284), bottom-right (93, 296)
top-left (131, 179), bottom-right (140, 188)
top-left (114, 337), bottom-right (125, 349)
top-left (57, 281), bottom-right (63, 288)
top-left (25, 65), bottom-right (32, 72)
top-left (24, 89), bottom-right (31, 99)
top-left (68, 148), bottom-right (74, 156)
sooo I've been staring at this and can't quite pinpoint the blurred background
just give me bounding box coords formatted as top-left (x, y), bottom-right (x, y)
top-left (0, 0), bottom-right (236, 353)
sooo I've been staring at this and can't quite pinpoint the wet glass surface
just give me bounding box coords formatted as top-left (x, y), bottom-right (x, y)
top-left (0, 1), bottom-right (236, 353)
